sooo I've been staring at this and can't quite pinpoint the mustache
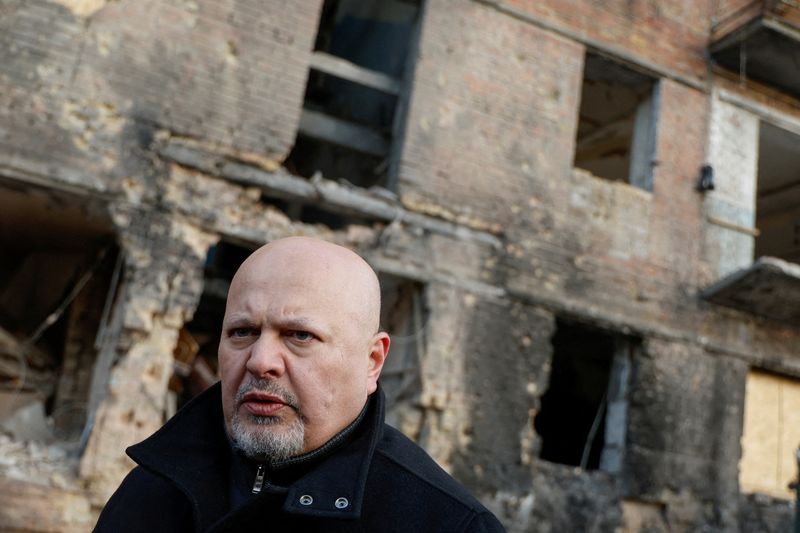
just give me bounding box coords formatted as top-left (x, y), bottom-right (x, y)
top-left (235, 378), bottom-right (301, 413)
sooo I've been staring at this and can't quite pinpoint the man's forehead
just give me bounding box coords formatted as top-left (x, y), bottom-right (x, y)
top-left (228, 238), bottom-right (381, 330)
top-left (225, 270), bottom-right (356, 322)
top-left (231, 263), bottom-right (354, 300)
top-left (224, 307), bottom-right (330, 329)
top-left (227, 275), bottom-right (336, 307)
top-left (222, 293), bottom-right (358, 342)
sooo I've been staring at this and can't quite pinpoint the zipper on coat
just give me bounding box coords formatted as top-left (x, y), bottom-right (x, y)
top-left (251, 464), bottom-right (265, 494)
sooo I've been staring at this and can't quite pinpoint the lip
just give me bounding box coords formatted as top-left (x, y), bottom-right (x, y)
top-left (240, 392), bottom-right (290, 417)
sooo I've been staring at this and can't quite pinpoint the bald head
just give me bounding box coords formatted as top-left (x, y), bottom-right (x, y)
top-left (231, 237), bottom-right (382, 336)
top-left (218, 236), bottom-right (391, 457)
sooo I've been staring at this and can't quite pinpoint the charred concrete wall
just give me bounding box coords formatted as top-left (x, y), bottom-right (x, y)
top-left (1, 0), bottom-right (800, 532)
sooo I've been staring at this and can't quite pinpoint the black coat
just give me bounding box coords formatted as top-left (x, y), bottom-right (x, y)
top-left (94, 383), bottom-right (506, 532)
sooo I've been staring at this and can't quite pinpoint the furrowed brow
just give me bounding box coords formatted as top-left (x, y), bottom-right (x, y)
top-left (279, 317), bottom-right (330, 336)
top-left (224, 314), bottom-right (256, 328)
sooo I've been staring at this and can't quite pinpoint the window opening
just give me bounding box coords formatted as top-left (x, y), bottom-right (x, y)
top-left (574, 52), bottom-right (659, 191)
top-left (285, 0), bottom-right (420, 189)
top-left (755, 122), bottom-right (800, 263)
top-left (0, 183), bottom-right (115, 444)
top-left (534, 318), bottom-right (635, 471)
top-left (378, 274), bottom-right (426, 433)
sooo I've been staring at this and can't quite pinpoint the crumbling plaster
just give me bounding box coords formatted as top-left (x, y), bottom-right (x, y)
top-left (78, 209), bottom-right (217, 504)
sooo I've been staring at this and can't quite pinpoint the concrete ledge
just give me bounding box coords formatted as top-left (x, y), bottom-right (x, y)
top-left (701, 257), bottom-right (800, 325)
top-left (158, 137), bottom-right (503, 247)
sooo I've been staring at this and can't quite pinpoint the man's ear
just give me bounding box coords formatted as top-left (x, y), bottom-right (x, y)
top-left (366, 332), bottom-right (390, 394)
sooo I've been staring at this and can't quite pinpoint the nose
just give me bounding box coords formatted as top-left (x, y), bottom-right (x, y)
top-left (245, 333), bottom-right (286, 378)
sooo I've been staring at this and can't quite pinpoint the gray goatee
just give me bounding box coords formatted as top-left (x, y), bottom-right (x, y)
top-left (230, 379), bottom-right (304, 463)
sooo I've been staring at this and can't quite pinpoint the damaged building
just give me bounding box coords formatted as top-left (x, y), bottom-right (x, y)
top-left (1, 0), bottom-right (800, 531)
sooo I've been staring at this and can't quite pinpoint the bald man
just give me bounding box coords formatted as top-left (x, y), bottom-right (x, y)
top-left (94, 237), bottom-right (505, 533)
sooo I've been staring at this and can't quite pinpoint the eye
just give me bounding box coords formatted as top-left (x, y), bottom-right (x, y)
top-left (288, 330), bottom-right (315, 342)
top-left (229, 327), bottom-right (257, 339)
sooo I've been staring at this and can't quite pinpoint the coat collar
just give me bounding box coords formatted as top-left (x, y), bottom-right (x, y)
top-left (126, 382), bottom-right (231, 531)
top-left (280, 390), bottom-right (382, 520)
top-left (127, 382), bottom-right (386, 527)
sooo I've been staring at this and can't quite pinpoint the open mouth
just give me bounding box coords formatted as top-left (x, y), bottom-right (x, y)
top-left (240, 391), bottom-right (290, 417)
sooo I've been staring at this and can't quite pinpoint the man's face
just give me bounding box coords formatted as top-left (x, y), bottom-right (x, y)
top-left (218, 240), bottom-right (388, 461)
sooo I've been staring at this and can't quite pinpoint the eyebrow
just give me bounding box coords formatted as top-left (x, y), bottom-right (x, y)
top-left (223, 314), bottom-right (331, 337)
top-left (277, 317), bottom-right (331, 337)
top-left (223, 314), bottom-right (257, 328)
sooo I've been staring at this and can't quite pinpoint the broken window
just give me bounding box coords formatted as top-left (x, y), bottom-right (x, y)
top-left (534, 319), bottom-right (635, 472)
top-left (0, 182), bottom-right (116, 444)
top-left (285, 0), bottom-right (420, 190)
top-left (574, 52), bottom-right (659, 191)
top-left (755, 122), bottom-right (800, 263)
top-left (739, 369), bottom-right (800, 499)
top-left (170, 240), bottom-right (254, 412)
top-left (378, 274), bottom-right (426, 434)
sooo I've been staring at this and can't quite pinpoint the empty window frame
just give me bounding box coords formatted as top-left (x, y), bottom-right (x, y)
top-left (0, 183), bottom-right (116, 443)
top-left (755, 122), bottom-right (800, 262)
top-left (534, 319), bottom-right (635, 472)
top-left (286, 0), bottom-right (421, 189)
top-left (574, 52), bottom-right (659, 191)
top-left (739, 369), bottom-right (800, 499)
top-left (378, 273), bottom-right (426, 435)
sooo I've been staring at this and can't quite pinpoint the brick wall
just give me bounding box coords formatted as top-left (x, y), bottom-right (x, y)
top-left (0, 0), bottom-right (321, 193)
top-left (398, 0), bottom-right (583, 231)
top-left (501, 0), bottom-right (712, 78)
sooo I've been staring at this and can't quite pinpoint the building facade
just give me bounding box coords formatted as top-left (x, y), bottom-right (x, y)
top-left (0, 0), bottom-right (799, 531)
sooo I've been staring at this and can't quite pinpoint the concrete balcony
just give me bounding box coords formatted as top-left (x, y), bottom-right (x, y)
top-left (702, 257), bottom-right (800, 325)
top-left (710, 0), bottom-right (800, 98)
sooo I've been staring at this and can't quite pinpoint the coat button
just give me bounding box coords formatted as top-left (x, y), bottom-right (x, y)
top-left (334, 497), bottom-right (349, 509)
top-left (299, 495), bottom-right (313, 506)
